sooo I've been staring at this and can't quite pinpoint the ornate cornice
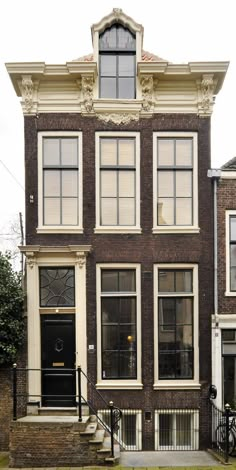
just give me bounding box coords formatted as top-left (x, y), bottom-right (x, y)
top-left (25, 251), bottom-right (37, 269)
top-left (196, 74), bottom-right (217, 116)
top-left (97, 112), bottom-right (140, 124)
top-left (75, 252), bottom-right (87, 269)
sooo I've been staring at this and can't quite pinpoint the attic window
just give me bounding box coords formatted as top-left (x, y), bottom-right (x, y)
top-left (99, 24), bottom-right (136, 99)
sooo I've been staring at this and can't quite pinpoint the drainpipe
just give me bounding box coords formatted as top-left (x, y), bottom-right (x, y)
top-left (207, 168), bottom-right (221, 405)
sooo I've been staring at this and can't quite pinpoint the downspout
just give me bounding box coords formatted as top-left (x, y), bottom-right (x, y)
top-left (207, 168), bottom-right (221, 405)
top-left (207, 169), bottom-right (221, 316)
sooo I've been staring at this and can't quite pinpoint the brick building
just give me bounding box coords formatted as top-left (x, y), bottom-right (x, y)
top-left (211, 158), bottom-right (236, 409)
top-left (5, 8), bottom-right (228, 457)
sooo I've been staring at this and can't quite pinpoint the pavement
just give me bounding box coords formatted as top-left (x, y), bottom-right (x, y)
top-left (0, 450), bottom-right (222, 469)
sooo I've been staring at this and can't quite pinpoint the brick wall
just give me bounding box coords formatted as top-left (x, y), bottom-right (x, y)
top-left (22, 112), bottom-right (213, 449)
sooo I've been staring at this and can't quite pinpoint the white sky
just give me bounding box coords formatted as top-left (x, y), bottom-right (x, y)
top-left (0, 0), bottom-right (235, 251)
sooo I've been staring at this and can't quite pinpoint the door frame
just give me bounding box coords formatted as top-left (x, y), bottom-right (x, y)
top-left (23, 246), bottom-right (90, 406)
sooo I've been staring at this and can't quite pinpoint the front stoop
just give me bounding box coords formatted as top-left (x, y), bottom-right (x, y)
top-left (9, 415), bottom-right (120, 468)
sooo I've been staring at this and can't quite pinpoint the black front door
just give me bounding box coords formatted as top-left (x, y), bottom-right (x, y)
top-left (41, 314), bottom-right (76, 407)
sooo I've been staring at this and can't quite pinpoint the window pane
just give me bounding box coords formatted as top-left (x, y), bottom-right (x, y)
top-left (120, 298), bottom-right (136, 322)
top-left (101, 139), bottom-right (117, 166)
top-left (44, 198), bottom-right (60, 225)
top-left (118, 139), bottom-right (135, 166)
top-left (119, 270), bottom-right (136, 291)
top-left (119, 351), bottom-right (136, 377)
top-left (117, 27), bottom-right (136, 49)
top-left (102, 270), bottom-right (119, 292)
top-left (102, 325), bottom-right (119, 350)
top-left (176, 414), bottom-right (191, 446)
top-left (62, 198), bottom-right (77, 225)
top-left (159, 351), bottom-right (176, 378)
top-left (176, 171), bottom-right (192, 197)
top-left (101, 171), bottom-right (117, 197)
top-left (159, 298), bottom-right (175, 330)
top-left (119, 198), bottom-right (135, 225)
top-left (159, 414), bottom-right (173, 446)
top-left (119, 171), bottom-right (135, 197)
top-left (158, 198), bottom-right (174, 225)
top-left (99, 26), bottom-right (117, 49)
top-left (158, 140), bottom-right (174, 166)
top-left (43, 138), bottom-right (60, 166)
top-left (103, 351), bottom-right (119, 378)
top-left (175, 351), bottom-right (193, 378)
top-left (61, 138), bottom-right (78, 166)
top-left (122, 414), bottom-right (137, 447)
top-left (120, 324), bottom-right (136, 349)
top-left (230, 267), bottom-right (236, 291)
top-left (230, 217), bottom-right (236, 241)
top-left (175, 271), bottom-right (192, 292)
top-left (44, 171), bottom-right (60, 196)
top-left (176, 325), bottom-right (193, 349)
top-left (62, 170), bottom-right (77, 197)
top-left (39, 268), bottom-right (75, 307)
top-left (118, 78), bottom-right (135, 98)
top-left (118, 55), bottom-right (135, 76)
top-left (176, 199), bottom-right (192, 225)
top-left (102, 298), bottom-right (119, 323)
top-left (101, 198), bottom-right (117, 225)
top-left (176, 139), bottom-right (192, 166)
top-left (100, 55), bottom-right (116, 76)
top-left (159, 271), bottom-right (175, 292)
top-left (158, 171), bottom-right (174, 197)
top-left (100, 78), bottom-right (116, 98)
top-left (224, 356), bottom-right (236, 407)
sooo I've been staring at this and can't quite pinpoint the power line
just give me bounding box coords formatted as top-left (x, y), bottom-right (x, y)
top-left (0, 160), bottom-right (24, 191)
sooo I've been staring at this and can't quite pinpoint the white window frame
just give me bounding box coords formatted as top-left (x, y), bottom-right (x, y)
top-left (96, 263), bottom-right (142, 389)
top-left (153, 132), bottom-right (199, 234)
top-left (225, 210), bottom-right (236, 296)
top-left (37, 131), bottom-right (83, 234)
top-left (154, 409), bottom-right (199, 450)
top-left (98, 409), bottom-right (142, 450)
top-left (95, 132), bottom-right (141, 233)
top-left (154, 264), bottom-right (200, 389)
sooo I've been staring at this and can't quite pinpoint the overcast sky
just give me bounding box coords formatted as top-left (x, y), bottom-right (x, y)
top-left (0, 0), bottom-right (235, 252)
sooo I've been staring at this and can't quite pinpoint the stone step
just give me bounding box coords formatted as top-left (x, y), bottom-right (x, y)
top-left (89, 428), bottom-right (105, 444)
top-left (80, 421), bottom-right (98, 436)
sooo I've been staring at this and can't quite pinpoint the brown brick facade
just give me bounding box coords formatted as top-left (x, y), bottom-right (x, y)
top-left (21, 113), bottom-right (214, 449)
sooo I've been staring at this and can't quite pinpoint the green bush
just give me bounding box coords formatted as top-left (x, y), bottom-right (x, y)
top-left (0, 252), bottom-right (24, 365)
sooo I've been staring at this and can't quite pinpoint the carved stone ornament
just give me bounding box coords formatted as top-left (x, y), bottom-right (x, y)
top-left (82, 76), bottom-right (94, 113)
top-left (97, 113), bottom-right (140, 125)
top-left (26, 252), bottom-right (36, 269)
top-left (197, 74), bottom-right (215, 115)
top-left (75, 252), bottom-right (86, 269)
top-left (140, 74), bottom-right (154, 111)
top-left (22, 75), bottom-right (34, 113)
top-left (113, 8), bottom-right (122, 18)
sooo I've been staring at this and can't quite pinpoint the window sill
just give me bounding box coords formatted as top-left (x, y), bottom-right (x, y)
top-left (94, 227), bottom-right (142, 234)
top-left (225, 291), bottom-right (236, 297)
top-left (37, 227), bottom-right (84, 234)
top-left (96, 381), bottom-right (143, 390)
top-left (153, 382), bottom-right (201, 390)
top-left (152, 227), bottom-right (200, 234)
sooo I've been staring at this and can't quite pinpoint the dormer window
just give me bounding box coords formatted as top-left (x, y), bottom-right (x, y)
top-left (99, 24), bottom-right (136, 99)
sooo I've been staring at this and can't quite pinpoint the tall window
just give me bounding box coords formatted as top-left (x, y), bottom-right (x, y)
top-left (153, 133), bottom-right (198, 232)
top-left (158, 269), bottom-right (194, 379)
top-left (222, 330), bottom-right (236, 408)
top-left (229, 216), bottom-right (236, 291)
top-left (99, 24), bottom-right (136, 99)
top-left (96, 133), bottom-right (140, 232)
top-left (38, 132), bottom-right (82, 232)
top-left (100, 269), bottom-right (137, 379)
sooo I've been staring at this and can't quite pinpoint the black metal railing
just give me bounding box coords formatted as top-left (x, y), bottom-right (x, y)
top-left (10, 364), bottom-right (122, 459)
top-left (209, 386), bottom-right (236, 462)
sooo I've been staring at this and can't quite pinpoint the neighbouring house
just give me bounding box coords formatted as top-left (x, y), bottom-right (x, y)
top-left (210, 158), bottom-right (236, 410)
top-left (3, 8), bottom-right (229, 466)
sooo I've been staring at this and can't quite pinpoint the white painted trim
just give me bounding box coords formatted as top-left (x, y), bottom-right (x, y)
top-left (225, 211), bottom-right (236, 295)
top-left (25, 249), bottom-right (88, 404)
top-left (37, 131), bottom-right (83, 232)
top-left (155, 409), bottom-right (199, 450)
top-left (154, 263), bottom-right (199, 386)
top-left (153, 383), bottom-right (201, 390)
top-left (95, 132), bottom-right (141, 232)
top-left (153, 132), bottom-right (199, 232)
top-left (221, 171), bottom-right (236, 179)
top-left (96, 263), bottom-right (142, 388)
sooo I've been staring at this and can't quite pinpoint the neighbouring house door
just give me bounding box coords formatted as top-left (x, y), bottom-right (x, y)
top-left (41, 314), bottom-right (76, 407)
